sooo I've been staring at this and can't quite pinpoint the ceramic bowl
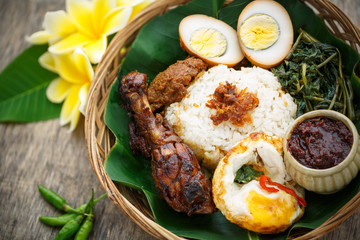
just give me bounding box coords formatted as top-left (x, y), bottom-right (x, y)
top-left (283, 110), bottom-right (360, 194)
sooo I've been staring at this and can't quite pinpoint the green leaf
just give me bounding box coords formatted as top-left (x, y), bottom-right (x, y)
top-left (247, 231), bottom-right (260, 240)
top-left (212, 0), bottom-right (226, 18)
top-left (0, 44), bottom-right (61, 122)
top-left (234, 165), bottom-right (264, 184)
top-left (356, 119), bottom-right (360, 132)
top-left (104, 0), bottom-right (360, 239)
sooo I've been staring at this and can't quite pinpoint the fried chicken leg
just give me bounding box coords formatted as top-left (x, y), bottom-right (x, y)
top-left (119, 71), bottom-right (216, 215)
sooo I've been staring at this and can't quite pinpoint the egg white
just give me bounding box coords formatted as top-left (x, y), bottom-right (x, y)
top-left (179, 14), bottom-right (244, 67)
top-left (237, 0), bottom-right (293, 68)
top-left (212, 132), bottom-right (305, 234)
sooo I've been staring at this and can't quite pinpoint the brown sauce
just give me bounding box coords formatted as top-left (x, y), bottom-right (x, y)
top-left (288, 116), bottom-right (353, 169)
top-left (206, 82), bottom-right (258, 126)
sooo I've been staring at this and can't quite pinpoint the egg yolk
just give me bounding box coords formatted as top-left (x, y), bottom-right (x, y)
top-left (239, 14), bottom-right (280, 51)
top-left (190, 28), bottom-right (227, 58)
top-left (245, 190), bottom-right (297, 231)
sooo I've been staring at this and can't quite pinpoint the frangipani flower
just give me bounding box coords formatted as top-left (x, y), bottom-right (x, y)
top-left (117, 0), bottom-right (154, 20)
top-left (27, 10), bottom-right (77, 45)
top-left (29, 0), bottom-right (153, 64)
top-left (40, 49), bottom-right (93, 131)
top-left (28, 0), bottom-right (154, 131)
top-left (50, 0), bottom-right (133, 64)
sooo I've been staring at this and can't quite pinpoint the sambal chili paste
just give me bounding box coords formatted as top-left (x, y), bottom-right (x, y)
top-left (206, 82), bottom-right (259, 126)
top-left (287, 116), bottom-right (353, 169)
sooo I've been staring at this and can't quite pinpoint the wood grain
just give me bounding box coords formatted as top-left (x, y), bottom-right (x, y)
top-left (0, 1), bottom-right (157, 239)
top-left (0, 0), bottom-right (359, 239)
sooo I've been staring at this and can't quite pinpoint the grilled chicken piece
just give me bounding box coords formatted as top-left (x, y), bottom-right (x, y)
top-left (119, 71), bottom-right (216, 215)
top-left (128, 121), bottom-right (151, 158)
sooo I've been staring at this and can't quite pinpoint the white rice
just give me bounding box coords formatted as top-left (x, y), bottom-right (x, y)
top-left (165, 65), bottom-right (297, 170)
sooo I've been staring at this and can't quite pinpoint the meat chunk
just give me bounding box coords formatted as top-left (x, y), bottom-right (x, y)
top-left (148, 57), bottom-right (208, 111)
top-left (128, 122), bottom-right (152, 157)
top-left (119, 71), bottom-right (216, 215)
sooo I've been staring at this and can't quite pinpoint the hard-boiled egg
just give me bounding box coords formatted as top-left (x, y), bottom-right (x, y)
top-left (237, 0), bottom-right (293, 68)
top-left (179, 14), bottom-right (244, 67)
top-left (212, 132), bottom-right (305, 234)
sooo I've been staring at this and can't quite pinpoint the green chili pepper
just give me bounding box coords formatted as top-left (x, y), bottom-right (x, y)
top-left (54, 192), bottom-right (94, 240)
top-left (39, 193), bottom-right (107, 226)
top-left (38, 185), bottom-right (84, 214)
top-left (54, 214), bottom-right (85, 240)
top-left (74, 190), bottom-right (95, 240)
top-left (73, 217), bottom-right (93, 240)
top-left (39, 214), bottom-right (79, 227)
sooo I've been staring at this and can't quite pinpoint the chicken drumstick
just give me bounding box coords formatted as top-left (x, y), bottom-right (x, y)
top-left (119, 71), bottom-right (216, 215)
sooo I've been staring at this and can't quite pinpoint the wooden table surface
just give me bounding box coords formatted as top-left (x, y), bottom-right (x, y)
top-left (0, 0), bottom-right (359, 239)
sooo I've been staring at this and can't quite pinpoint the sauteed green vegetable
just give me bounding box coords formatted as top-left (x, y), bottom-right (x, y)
top-left (271, 29), bottom-right (355, 120)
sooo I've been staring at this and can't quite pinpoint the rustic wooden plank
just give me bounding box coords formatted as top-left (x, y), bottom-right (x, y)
top-left (0, 0), bottom-right (157, 239)
top-left (0, 0), bottom-right (359, 239)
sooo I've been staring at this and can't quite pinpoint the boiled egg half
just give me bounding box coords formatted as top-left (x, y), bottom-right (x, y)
top-left (179, 14), bottom-right (244, 67)
top-left (237, 0), bottom-right (293, 68)
top-left (212, 132), bottom-right (305, 234)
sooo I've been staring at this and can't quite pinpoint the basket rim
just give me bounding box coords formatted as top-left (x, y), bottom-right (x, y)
top-left (85, 0), bottom-right (360, 239)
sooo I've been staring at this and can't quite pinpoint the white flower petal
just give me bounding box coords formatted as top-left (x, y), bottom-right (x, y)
top-left (68, 110), bottom-right (81, 132)
top-left (43, 10), bottom-right (77, 38)
top-left (26, 31), bottom-right (52, 44)
top-left (39, 52), bottom-right (57, 73)
top-left (46, 78), bottom-right (72, 103)
top-left (130, 0), bottom-right (154, 19)
top-left (102, 6), bottom-right (132, 36)
top-left (93, 0), bottom-right (117, 33)
top-left (78, 82), bottom-right (90, 115)
top-left (66, 0), bottom-right (96, 38)
top-left (73, 48), bottom-right (94, 82)
top-left (59, 85), bottom-right (82, 131)
top-left (83, 36), bottom-right (107, 64)
top-left (49, 33), bottom-right (90, 55)
top-left (52, 49), bottom-right (92, 84)
top-left (116, 0), bottom-right (143, 6)
top-left (117, 0), bottom-right (153, 19)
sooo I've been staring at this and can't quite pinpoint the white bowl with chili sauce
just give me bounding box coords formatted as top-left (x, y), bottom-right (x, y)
top-left (283, 110), bottom-right (360, 194)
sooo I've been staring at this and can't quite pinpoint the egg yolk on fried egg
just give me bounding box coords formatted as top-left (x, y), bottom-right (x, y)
top-left (244, 186), bottom-right (299, 232)
top-left (212, 132), bottom-right (305, 234)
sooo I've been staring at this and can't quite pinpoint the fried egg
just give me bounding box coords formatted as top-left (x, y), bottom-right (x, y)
top-left (179, 14), bottom-right (244, 67)
top-left (237, 0), bottom-right (293, 68)
top-left (212, 132), bottom-right (305, 234)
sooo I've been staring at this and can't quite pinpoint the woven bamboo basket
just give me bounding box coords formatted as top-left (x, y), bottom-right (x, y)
top-left (85, 0), bottom-right (360, 239)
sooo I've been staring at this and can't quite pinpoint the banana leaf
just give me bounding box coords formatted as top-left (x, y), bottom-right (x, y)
top-left (0, 45), bottom-right (60, 122)
top-left (104, 0), bottom-right (360, 239)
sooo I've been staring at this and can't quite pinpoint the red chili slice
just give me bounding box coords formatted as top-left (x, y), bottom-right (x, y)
top-left (259, 175), bottom-right (307, 207)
